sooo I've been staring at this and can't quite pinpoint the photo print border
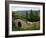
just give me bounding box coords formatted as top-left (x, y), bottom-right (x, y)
top-left (5, 1), bottom-right (45, 37)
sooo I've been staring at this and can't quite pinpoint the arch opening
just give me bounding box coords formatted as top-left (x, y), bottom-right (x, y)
top-left (18, 22), bottom-right (21, 28)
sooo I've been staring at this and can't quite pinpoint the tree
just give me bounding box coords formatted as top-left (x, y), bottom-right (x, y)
top-left (29, 10), bottom-right (33, 21)
top-left (26, 11), bottom-right (28, 23)
top-left (12, 11), bottom-right (16, 20)
top-left (29, 10), bottom-right (40, 22)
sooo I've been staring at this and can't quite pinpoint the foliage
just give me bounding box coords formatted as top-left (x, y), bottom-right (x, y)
top-left (12, 10), bottom-right (40, 22)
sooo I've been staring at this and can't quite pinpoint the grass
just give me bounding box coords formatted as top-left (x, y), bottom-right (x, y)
top-left (12, 19), bottom-right (40, 31)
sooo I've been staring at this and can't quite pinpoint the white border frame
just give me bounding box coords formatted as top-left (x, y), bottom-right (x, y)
top-left (9, 4), bottom-right (43, 35)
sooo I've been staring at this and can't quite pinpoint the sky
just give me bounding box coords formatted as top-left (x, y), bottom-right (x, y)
top-left (12, 6), bottom-right (40, 11)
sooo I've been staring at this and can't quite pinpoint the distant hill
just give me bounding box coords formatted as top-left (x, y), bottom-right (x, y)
top-left (12, 10), bottom-right (40, 16)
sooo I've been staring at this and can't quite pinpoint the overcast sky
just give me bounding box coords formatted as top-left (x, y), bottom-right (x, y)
top-left (12, 6), bottom-right (40, 11)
